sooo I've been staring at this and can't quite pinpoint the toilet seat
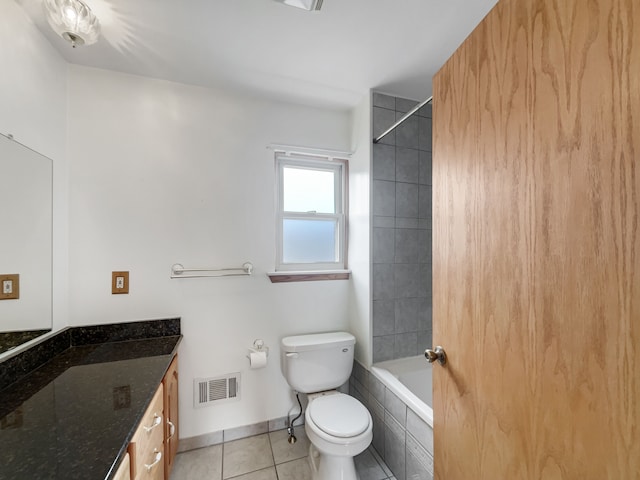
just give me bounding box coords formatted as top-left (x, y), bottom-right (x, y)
top-left (307, 393), bottom-right (370, 438)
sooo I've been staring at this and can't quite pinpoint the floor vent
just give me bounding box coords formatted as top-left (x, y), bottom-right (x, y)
top-left (194, 373), bottom-right (241, 408)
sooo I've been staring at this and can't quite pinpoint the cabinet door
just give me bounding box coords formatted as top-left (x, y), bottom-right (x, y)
top-left (112, 453), bottom-right (131, 480)
top-left (163, 355), bottom-right (179, 479)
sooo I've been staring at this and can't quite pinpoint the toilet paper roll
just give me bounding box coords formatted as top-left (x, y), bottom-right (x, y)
top-left (249, 351), bottom-right (267, 369)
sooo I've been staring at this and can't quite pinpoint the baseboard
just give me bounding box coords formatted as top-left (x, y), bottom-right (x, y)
top-left (177, 415), bottom-right (306, 453)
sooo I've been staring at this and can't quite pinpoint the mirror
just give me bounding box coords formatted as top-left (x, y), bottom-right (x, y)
top-left (0, 133), bottom-right (52, 355)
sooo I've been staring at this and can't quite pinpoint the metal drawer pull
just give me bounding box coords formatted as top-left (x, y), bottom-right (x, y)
top-left (143, 413), bottom-right (162, 432)
top-left (167, 419), bottom-right (176, 440)
top-left (144, 448), bottom-right (162, 472)
top-left (144, 450), bottom-right (162, 471)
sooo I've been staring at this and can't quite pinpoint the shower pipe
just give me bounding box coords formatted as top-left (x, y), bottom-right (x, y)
top-left (373, 95), bottom-right (433, 144)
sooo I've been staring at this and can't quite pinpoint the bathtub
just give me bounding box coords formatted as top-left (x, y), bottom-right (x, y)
top-left (371, 355), bottom-right (433, 427)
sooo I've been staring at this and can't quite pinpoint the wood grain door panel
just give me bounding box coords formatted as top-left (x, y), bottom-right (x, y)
top-left (432, 0), bottom-right (639, 478)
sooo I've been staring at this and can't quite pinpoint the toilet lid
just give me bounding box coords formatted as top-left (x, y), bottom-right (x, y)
top-left (308, 395), bottom-right (370, 438)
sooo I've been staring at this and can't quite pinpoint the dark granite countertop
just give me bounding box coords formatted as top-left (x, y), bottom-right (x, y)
top-left (0, 330), bottom-right (51, 356)
top-left (0, 335), bottom-right (181, 480)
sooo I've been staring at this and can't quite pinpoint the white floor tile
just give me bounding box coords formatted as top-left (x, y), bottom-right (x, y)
top-left (170, 444), bottom-right (222, 480)
top-left (174, 429), bottom-right (396, 480)
top-left (275, 457), bottom-right (312, 480)
top-left (226, 466), bottom-right (277, 480)
top-left (222, 434), bottom-right (274, 479)
top-left (269, 428), bottom-right (310, 465)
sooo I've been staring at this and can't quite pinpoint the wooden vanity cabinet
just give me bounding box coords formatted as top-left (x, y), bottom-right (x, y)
top-left (129, 384), bottom-right (165, 480)
top-left (126, 354), bottom-right (179, 480)
top-left (163, 355), bottom-right (179, 478)
top-left (112, 453), bottom-right (131, 480)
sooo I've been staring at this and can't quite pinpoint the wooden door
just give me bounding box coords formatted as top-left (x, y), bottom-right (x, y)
top-left (163, 355), bottom-right (179, 479)
top-left (432, 0), bottom-right (639, 478)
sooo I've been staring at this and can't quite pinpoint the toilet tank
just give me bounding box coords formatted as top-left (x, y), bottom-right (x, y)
top-left (280, 332), bottom-right (356, 393)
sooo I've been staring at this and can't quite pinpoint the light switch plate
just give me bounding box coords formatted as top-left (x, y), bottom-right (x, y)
top-left (111, 271), bottom-right (129, 294)
top-left (0, 274), bottom-right (19, 300)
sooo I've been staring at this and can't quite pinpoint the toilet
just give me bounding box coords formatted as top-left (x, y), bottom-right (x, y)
top-left (280, 331), bottom-right (372, 480)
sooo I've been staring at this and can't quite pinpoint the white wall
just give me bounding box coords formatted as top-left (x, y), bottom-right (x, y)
top-left (0, 0), bottom-right (372, 437)
top-left (0, 1), bottom-right (66, 161)
top-left (348, 94), bottom-right (372, 366)
top-left (66, 65), bottom-right (354, 437)
top-left (0, 0), bottom-right (68, 332)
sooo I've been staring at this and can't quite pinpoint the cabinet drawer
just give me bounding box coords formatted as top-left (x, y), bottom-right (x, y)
top-left (130, 384), bottom-right (164, 479)
top-left (134, 445), bottom-right (164, 480)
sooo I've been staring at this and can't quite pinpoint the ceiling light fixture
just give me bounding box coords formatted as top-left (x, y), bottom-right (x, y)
top-left (44, 0), bottom-right (100, 48)
top-left (279, 0), bottom-right (323, 11)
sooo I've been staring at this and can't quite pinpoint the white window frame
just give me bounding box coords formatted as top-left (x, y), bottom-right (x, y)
top-left (275, 152), bottom-right (348, 272)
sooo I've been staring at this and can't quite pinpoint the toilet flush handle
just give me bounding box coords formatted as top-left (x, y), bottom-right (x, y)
top-left (285, 352), bottom-right (299, 358)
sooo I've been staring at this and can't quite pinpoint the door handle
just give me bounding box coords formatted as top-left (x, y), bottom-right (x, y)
top-left (425, 346), bottom-right (447, 366)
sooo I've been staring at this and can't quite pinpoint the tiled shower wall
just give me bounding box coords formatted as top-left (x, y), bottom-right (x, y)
top-left (350, 361), bottom-right (434, 480)
top-left (371, 92), bottom-right (433, 363)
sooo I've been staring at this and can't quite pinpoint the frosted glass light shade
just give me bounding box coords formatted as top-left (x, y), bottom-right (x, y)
top-left (44, 0), bottom-right (100, 47)
top-left (281, 0), bottom-right (321, 11)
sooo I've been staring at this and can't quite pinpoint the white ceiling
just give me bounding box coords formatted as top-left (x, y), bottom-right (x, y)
top-left (18, 0), bottom-right (498, 109)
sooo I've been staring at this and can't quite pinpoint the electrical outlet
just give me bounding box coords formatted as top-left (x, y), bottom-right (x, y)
top-left (0, 274), bottom-right (19, 300)
top-left (111, 271), bottom-right (129, 294)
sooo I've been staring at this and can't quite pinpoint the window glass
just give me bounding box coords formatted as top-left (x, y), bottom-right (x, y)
top-left (283, 167), bottom-right (335, 213)
top-left (275, 152), bottom-right (347, 272)
top-left (282, 218), bottom-right (337, 263)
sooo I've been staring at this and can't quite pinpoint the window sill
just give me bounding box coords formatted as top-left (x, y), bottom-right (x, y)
top-left (267, 270), bottom-right (351, 283)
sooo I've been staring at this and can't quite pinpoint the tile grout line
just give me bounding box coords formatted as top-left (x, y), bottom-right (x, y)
top-left (369, 445), bottom-right (394, 479)
top-left (226, 433), bottom-right (278, 480)
top-left (267, 431), bottom-right (279, 480)
top-left (220, 440), bottom-right (224, 480)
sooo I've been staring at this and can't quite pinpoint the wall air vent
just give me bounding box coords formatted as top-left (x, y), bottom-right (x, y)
top-left (194, 373), bottom-right (241, 408)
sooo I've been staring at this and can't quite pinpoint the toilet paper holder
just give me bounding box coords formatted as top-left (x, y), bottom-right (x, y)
top-left (247, 339), bottom-right (269, 359)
